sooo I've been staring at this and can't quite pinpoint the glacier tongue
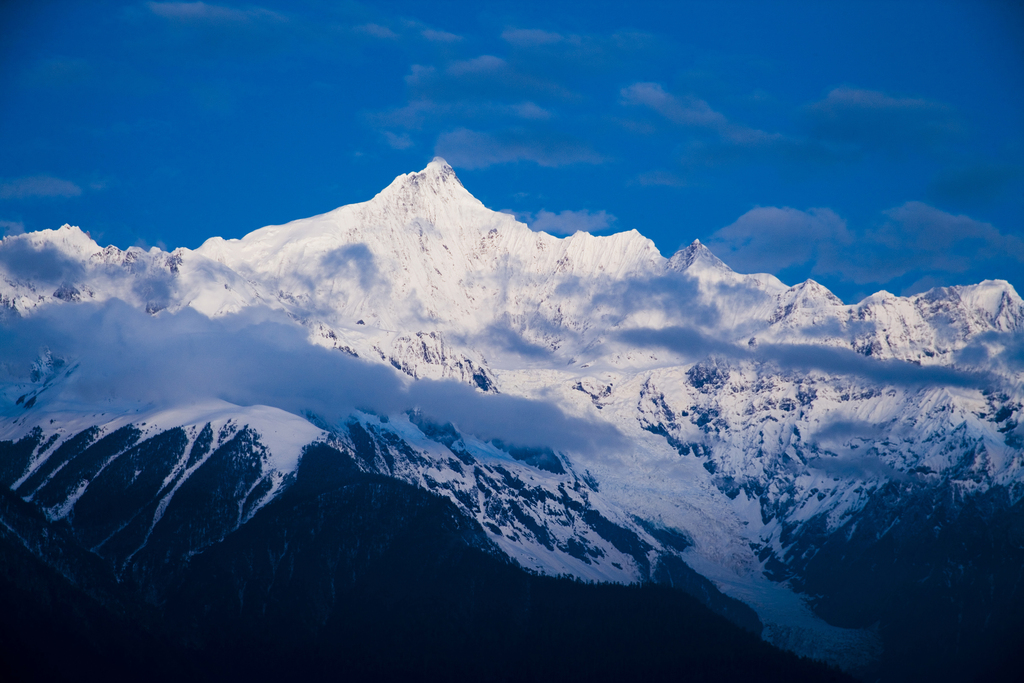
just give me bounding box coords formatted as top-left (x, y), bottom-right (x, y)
top-left (2, 158), bottom-right (1023, 674)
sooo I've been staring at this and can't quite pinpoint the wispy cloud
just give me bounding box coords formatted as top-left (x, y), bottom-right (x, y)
top-left (704, 202), bottom-right (1024, 290)
top-left (705, 207), bottom-right (851, 275)
top-left (502, 28), bottom-right (567, 47)
top-left (617, 326), bottom-right (992, 389)
top-left (0, 237), bottom-right (86, 282)
top-left (0, 301), bottom-right (625, 454)
top-left (319, 243), bottom-right (388, 292)
top-left (435, 128), bottom-right (604, 169)
top-left (401, 53), bottom-right (578, 102)
top-left (623, 84), bottom-right (962, 174)
top-left (632, 170), bottom-right (689, 187)
top-left (805, 87), bottom-right (958, 153)
top-left (500, 26), bottom-right (655, 60)
top-left (810, 87), bottom-right (944, 114)
top-left (370, 98), bottom-right (552, 131)
top-left (354, 23), bottom-right (398, 40)
top-left (421, 28), bottom-right (461, 43)
top-left (0, 176), bottom-right (82, 200)
top-left (366, 33), bottom-right (605, 158)
top-left (447, 55), bottom-right (506, 76)
top-left (927, 164), bottom-right (1021, 205)
top-left (0, 220), bottom-right (26, 236)
top-left (510, 209), bottom-right (616, 236)
top-left (850, 202), bottom-right (1024, 283)
top-left (147, 1), bottom-right (285, 24)
top-left (383, 131), bottom-right (414, 149)
top-left (473, 320), bottom-right (554, 358)
top-left (404, 64), bottom-right (437, 88)
top-left (509, 102), bottom-right (551, 120)
top-left (621, 82), bottom-right (778, 145)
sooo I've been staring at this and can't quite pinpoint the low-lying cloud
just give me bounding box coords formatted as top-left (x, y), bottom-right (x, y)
top-left (1, 302), bottom-right (624, 455)
top-left (617, 325), bottom-right (994, 389)
top-left (0, 238), bottom-right (85, 282)
top-left (320, 243), bottom-right (386, 292)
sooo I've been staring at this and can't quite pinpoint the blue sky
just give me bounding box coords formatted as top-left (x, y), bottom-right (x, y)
top-left (1, 0), bottom-right (1021, 302)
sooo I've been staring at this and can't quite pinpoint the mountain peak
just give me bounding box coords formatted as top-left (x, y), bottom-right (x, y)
top-left (367, 157), bottom-right (478, 217)
top-left (667, 239), bottom-right (732, 273)
top-left (426, 156), bottom-right (455, 174)
top-left (776, 279), bottom-right (844, 311)
top-left (403, 156), bottom-right (463, 188)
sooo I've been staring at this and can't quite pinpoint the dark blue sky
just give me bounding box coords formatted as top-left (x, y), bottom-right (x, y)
top-left (2, 0), bottom-right (1022, 302)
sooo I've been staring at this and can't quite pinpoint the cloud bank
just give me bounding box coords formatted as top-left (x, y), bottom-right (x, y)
top-left (1, 302), bottom-right (624, 455)
top-left (616, 325), bottom-right (997, 389)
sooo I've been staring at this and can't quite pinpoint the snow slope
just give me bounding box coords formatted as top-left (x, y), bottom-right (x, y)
top-left (2, 158), bottom-right (1022, 673)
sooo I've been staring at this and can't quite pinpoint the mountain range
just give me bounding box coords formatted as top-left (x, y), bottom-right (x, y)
top-left (2, 159), bottom-right (1021, 681)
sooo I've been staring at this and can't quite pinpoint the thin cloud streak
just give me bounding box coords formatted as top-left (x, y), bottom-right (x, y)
top-left (421, 28), bottom-right (462, 43)
top-left (147, 2), bottom-right (286, 24)
top-left (1, 176), bottom-right (82, 200)
top-left (616, 326), bottom-right (993, 389)
top-left (804, 86), bottom-right (959, 153)
top-left (435, 128), bottom-right (605, 169)
top-left (621, 82), bottom-right (778, 145)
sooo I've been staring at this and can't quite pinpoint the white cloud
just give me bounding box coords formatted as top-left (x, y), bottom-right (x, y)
top-left (0, 176), bottom-right (82, 200)
top-left (0, 302), bottom-right (625, 454)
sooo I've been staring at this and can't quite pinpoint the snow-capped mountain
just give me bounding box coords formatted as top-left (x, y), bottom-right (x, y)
top-left (2, 159), bottom-right (1022, 681)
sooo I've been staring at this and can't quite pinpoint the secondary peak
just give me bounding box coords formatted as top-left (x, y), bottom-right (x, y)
top-left (667, 239), bottom-right (731, 273)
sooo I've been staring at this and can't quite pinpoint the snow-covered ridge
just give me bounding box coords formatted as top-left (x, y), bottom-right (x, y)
top-left (2, 159), bottom-right (1023, 673)
top-left (3, 158), bottom-right (1020, 375)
